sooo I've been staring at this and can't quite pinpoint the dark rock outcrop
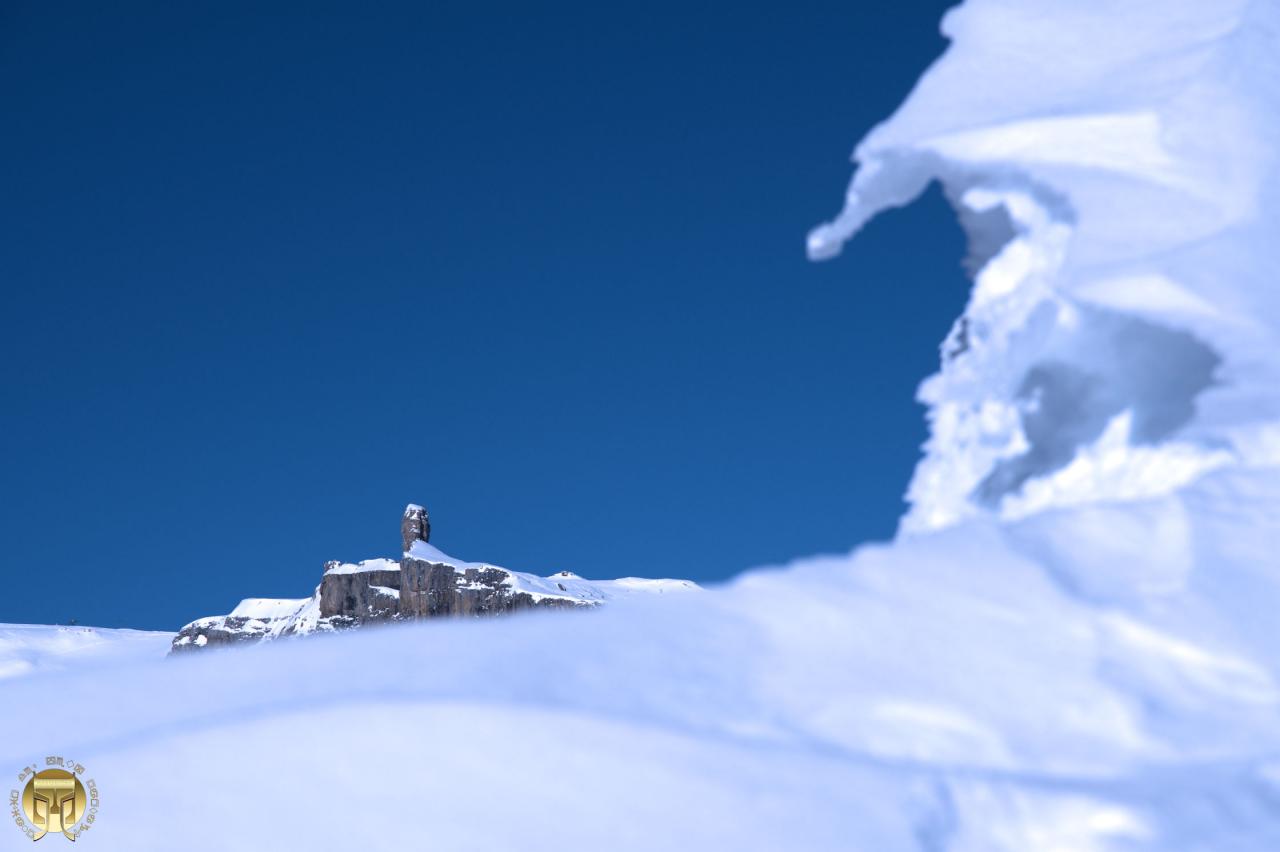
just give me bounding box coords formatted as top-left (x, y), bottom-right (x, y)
top-left (319, 559), bottom-right (401, 620)
top-left (171, 615), bottom-right (275, 652)
top-left (399, 560), bottom-right (583, 618)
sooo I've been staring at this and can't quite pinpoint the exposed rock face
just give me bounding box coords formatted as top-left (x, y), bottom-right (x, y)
top-left (401, 504), bottom-right (430, 551)
top-left (170, 503), bottom-right (698, 654)
top-left (319, 559), bottom-right (401, 620)
top-left (171, 616), bottom-right (274, 652)
top-left (170, 596), bottom-right (324, 654)
top-left (399, 559), bottom-right (583, 618)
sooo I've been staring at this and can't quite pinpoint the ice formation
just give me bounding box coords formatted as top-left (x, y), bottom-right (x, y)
top-left (809, 0), bottom-right (1280, 533)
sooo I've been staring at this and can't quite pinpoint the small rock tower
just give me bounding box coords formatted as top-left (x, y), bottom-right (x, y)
top-left (401, 504), bottom-right (430, 552)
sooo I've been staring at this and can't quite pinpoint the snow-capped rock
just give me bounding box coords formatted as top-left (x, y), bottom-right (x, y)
top-left (400, 503), bottom-right (430, 551)
top-left (171, 504), bottom-right (698, 653)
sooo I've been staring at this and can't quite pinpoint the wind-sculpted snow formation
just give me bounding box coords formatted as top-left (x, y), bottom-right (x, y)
top-left (809, 0), bottom-right (1280, 533)
top-left (3, 1), bottom-right (1279, 849)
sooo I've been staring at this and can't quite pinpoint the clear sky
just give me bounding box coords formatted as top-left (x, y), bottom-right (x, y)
top-left (2, 0), bottom-right (966, 630)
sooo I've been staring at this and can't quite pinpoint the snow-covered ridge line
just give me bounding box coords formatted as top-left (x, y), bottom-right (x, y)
top-left (403, 539), bottom-right (697, 604)
top-left (322, 558), bottom-right (399, 576)
top-left (171, 504), bottom-right (698, 652)
top-left (0, 623), bottom-right (173, 680)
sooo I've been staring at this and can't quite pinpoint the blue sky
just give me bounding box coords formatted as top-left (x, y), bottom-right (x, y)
top-left (2, 0), bottom-right (965, 630)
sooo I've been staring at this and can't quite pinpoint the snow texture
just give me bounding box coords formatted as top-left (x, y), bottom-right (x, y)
top-left (5, 1), bottom-right (1280, 849)
top-left (808, 0), bottom-right (1280, 535)
top-left (0, 624), bottom-right (172, 681)
top-left (226, 597), bottom-right (311, 620)
top-left (322, 557), bottom-right (401, 576)
top-left (405, 539), bottom-right (699, 603)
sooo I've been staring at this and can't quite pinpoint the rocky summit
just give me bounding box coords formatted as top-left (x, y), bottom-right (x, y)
top-left (171, 504), bottom-right (698, 653)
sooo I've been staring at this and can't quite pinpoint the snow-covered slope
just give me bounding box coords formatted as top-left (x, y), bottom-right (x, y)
top-left (0, 624), bottom-right (172, 680)
top-left (6, 1), bottom-right (1280, 849)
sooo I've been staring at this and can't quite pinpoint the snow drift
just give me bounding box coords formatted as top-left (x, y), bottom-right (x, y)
top-left (0, 625), bottom-right (170, 681)
top-left (5, 1), bottom-right (1280, 849)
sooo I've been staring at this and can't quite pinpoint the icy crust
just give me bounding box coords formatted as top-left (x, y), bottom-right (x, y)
top-left (809, 0), bottom-right (1280, 532)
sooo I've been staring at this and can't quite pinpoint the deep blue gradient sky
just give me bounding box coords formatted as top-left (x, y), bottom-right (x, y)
top-left (2, 1), bottom-right (966, 630)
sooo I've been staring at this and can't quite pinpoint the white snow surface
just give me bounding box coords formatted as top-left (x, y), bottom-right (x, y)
top-left (226, 597), bottom-right (310, 620)
top-left (322, 557), bottom-right (400, 575)
top-left (405, 538), bottom-right (478, 569)
top-left (6, 1), bottom-right (1280, 849)
top-left (0, 624), bottom-right (172, 681)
